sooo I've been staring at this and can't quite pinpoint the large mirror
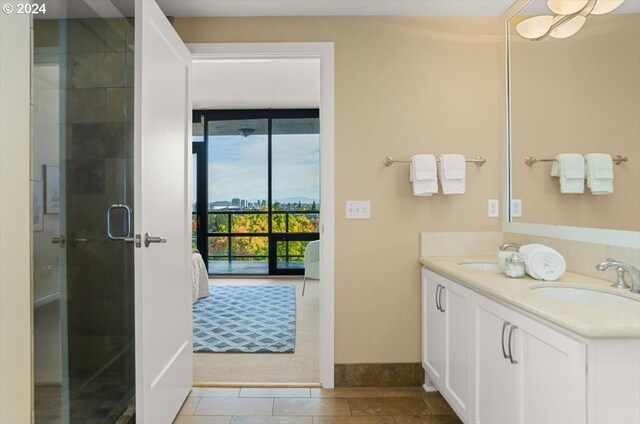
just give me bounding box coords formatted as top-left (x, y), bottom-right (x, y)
top-left (506, 0), bottom-right (640, 236)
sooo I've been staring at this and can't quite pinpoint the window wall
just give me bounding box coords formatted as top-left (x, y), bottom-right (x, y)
top-left (192, 109), bottom-right (320, 275)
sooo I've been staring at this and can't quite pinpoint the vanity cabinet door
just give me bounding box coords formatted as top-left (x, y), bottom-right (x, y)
top-left (473, 296), bottom-right (519, 424)
top-left (473, 292), bottom-right (586, 424)
top-left (422, 272), bottom-right (444, 388)
top-left (512, 313), bottom-right (586, 424)
top-left (422, 269), bottom-right (472, 421)
top-left (441, 278), bottom-right (472, 421)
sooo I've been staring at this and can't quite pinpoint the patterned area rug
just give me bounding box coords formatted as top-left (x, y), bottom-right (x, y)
top-left (193, 285), bottom-right (296, 353)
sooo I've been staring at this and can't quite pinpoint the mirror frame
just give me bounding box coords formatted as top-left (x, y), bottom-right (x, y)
top-left (500, 0), bottom-right (640, 249)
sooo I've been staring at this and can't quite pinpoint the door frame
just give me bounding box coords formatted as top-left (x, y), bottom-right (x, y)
top-left (188, 42), bottom-right (335, 388)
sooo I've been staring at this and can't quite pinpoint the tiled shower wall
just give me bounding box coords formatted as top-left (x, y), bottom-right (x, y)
top-left (33, 17), bottom-right (136, 422)
top-left (62, 16), bottom-right (135, 393)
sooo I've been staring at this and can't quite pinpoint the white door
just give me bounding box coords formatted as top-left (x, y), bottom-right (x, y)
top-left (134, 1), bottom-right (193, 422)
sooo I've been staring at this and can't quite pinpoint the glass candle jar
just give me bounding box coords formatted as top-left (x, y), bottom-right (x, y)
top-left (505, 253), bottom-right (526, 278)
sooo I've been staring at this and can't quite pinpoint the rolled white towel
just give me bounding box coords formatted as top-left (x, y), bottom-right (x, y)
top-left (519, 244), bottom-right (566, 281)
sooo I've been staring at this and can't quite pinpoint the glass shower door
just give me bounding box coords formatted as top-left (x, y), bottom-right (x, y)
top-left (33, 3), bottom-right (136, 423)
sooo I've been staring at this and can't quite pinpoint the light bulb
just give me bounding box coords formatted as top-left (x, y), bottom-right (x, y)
top-left (516, 15), bottom-right (555, 39)
top-left (550, 15), bottom-right (587, 38)
top-left (590, 0), bottom-right (625, 15)
top-left (547, 0), bottom-right (588, 15)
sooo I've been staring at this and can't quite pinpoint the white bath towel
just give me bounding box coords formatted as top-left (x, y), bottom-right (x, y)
top-left (410, 154), bottom-right (438, 196)
top-left (519, 244), bottom-right (566, 281)
top-left (585, 153), bottom-right (614, 195)
top-left (438, 154), bottom-right (466, 195)
top-left (550, 154), bottom-right (585, 194)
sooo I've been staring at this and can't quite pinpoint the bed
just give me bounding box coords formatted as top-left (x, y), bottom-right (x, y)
top-left (192, 250), bottom-right (210, 303)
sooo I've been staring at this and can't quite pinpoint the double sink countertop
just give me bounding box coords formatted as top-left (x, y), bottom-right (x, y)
top-left (419, 255), bottom-right (640, 339)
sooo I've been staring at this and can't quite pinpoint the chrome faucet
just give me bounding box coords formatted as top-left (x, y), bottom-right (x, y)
top-left (499, 243), bottom-right (520, 251)
top-left (596, 259), bottom-right (640, 293)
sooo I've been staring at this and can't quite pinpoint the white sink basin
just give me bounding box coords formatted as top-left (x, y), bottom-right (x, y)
top-left (458, 262), bottom-right (499, 272)
top-left (531, 287), bottom-right (640, 307)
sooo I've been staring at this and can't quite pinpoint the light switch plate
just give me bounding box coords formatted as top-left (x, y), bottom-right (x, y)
top-left (346, 201), bottom-right (371, 219)
top-left (511, 199), bottom-right (522, 218)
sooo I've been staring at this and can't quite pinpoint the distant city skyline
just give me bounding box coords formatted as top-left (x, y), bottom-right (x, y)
top-left (206, 133), bottom-right (320, 203)
top-left (194, 197), bottom-right (320, 211)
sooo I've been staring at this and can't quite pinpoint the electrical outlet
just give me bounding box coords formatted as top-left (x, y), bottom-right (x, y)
top-left (346, 200), bottom-right (371, 219)
top-left (511, 199), bottom-right (522, 218)
top-left (488, 199), bottom-right (499, 218)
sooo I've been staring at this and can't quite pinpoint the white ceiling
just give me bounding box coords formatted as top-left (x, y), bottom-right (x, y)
top-left (156, 0), bottom-right (516, 17)
top-left (192, 59), bottom-right (320, 110)
top-left (37, 0), bottom-right (640, 19)
top-left (521, 0), bottom-right (640, 14)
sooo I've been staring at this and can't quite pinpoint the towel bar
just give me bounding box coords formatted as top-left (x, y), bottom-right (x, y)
top-left (384, 156), bottom-right (486, 167)
top-left (525, 155), bottom-right (627, 166)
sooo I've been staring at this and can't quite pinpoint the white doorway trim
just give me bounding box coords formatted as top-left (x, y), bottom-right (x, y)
top-left (187, 42), bottom-right (335, 388)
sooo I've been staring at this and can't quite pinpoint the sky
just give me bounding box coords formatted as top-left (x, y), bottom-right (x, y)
top-left (204, 133), bottom-right (320, 203)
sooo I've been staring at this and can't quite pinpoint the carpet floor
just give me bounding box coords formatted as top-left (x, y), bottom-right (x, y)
top-left (193, 278), bottom-right (319, 383)
top-left (193, 285), bottom-right (296, 353)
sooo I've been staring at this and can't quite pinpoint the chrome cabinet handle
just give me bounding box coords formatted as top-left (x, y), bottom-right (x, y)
top-left (438, 286), bottom-right (445, 313)
top-left (501, 321), bottom-right (511, 359)
top-left (435, 284), bottom-right (441, 311)
top-left (508, 325), bottom-right (518, 364)
top-left (144, 232), bottom-right (167, 247)
top-left (106, 204), bottom-right (132, 240)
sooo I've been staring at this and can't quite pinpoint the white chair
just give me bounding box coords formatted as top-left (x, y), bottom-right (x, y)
top-left (302, 240), bottom-right (320, 296)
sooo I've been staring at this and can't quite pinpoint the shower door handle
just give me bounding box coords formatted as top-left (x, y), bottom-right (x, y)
top-left (144, 232), bottom-right (167, 247)
top-left (106, 204), bottom-right (133, 240)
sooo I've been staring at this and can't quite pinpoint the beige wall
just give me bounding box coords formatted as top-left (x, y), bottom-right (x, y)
top-left (0, 2), bottom-right (33, 421)
top-left (175, 17), bottom-right (501, 363)
top-left (510, 14), bottom-right (640, 231)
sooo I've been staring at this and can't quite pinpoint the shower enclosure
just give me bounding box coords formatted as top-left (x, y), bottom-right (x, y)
top-left (32, 2), bottom-right (136, 422)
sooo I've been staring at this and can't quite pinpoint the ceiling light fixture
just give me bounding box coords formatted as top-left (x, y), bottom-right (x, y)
top-left (238, 128), bottom-right (255, 138)
top-left (516, 0), bottom-right (625, 41)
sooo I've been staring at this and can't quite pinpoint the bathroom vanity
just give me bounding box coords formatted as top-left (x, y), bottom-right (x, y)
top-left (420, 257), bottom-right (640, 424)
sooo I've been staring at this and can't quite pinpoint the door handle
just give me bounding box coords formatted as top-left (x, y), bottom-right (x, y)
top-left (106, 204), bottom-right (132, 240)
top-left (144, 232), bottom-right (167, 247)
top-left (508, 325), bottom-right (518, 364)
top-left (51, 235), bottom-right (66, 246)
top-left (435, 284), bottom-right (442, 311)
top-left (438, 286), bottom-right (445, 313)
top-left (72, 233), bottom-right (88, 244)
top-left (501, 321), bottom-right (511, 359)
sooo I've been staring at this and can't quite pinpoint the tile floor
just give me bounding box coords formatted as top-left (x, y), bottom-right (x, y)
top-left (174, 387), bottom-right (463, 424)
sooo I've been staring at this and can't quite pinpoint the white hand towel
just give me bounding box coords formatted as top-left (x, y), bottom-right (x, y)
top-left (438, 154), bottom-right (466, 195)
top-left (410, 154), bottom-right (438, 196)
top-left (550, 154), bottom-right (585, 194)
top-left (585, 153), bottom-right (613, 195)
top-left (519, 244), bottom-right (566, 281)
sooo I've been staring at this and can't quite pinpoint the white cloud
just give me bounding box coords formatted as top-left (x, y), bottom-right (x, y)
top-left (205, 134), bottom-right (319, 203)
